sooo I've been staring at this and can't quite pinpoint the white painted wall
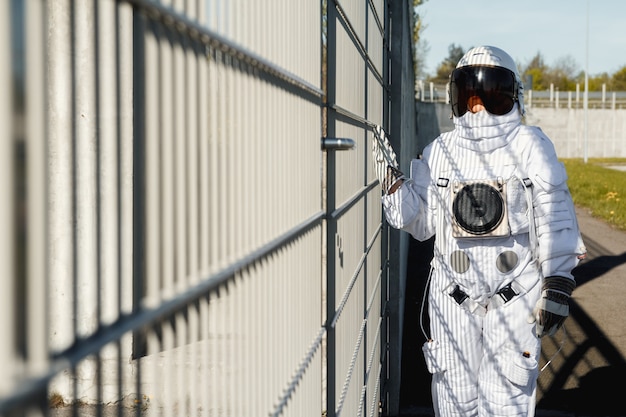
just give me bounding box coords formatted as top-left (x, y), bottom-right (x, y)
top-left (419, 102), bottom-right (626, 159)
top-left (525, 108), bottom-right (626, 158)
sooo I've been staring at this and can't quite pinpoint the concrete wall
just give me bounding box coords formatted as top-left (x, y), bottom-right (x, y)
top-left (415, 101), bottom-right (453, 153)
top-left (525, 108), bottom-right (626, 158)
top-left (416, 101), bottom-right (626, 159)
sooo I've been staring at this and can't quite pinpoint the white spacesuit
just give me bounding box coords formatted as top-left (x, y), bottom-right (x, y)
top-left (379, 46), bottom-right (586, 417)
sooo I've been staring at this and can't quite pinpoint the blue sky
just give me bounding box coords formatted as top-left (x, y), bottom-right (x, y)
top-left (418, 0), bottom-right (626, 77)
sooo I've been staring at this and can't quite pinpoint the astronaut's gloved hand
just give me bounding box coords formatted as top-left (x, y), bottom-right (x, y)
top-left (529, 276), bottom-right (576, 338)
top-left (371, 126), bottom-right (405, 195)
top-left (384, 166), bottom-right (405, 194)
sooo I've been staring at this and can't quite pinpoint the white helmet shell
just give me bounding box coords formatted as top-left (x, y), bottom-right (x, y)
top-left (456, 45), bottom-right (525, 115)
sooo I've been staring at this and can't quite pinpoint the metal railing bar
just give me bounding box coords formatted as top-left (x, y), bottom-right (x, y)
top-left (327, 182), bottom-right (379, 222)
top-left (336, 317), bottom-right (367, 417)
top-left (365, 276), bottom-right (382, 322)
top-left (337, 270), bottom-right (385, 416)
top-left (336, 266), bottom-right (383, 416)
top-left (328, 103), bottom-right (379, 130)
top-left (270, 326), bottom-right (327, 417)
top-left (331, 0), bottom-right (365, 53)
top-left (364, 316), bottom-right (382, 385)
top-left (367, 361), bottom-right (383, 417)
top-left (0, 210), bottom-right (325, 413)
top-left (358, 384), bottom-right (367, 417)
top-left (367, 0), bottom-right (384, 36)
top-left (0, 375), bottom-right (51, 414)
top-left (331, 0), bottom-right (383, 82)
top-left (356, 319), bottom-right (383, 417)
top-left (328, 228), bottom-right (384, 416)
top-left (121, 0), bottom-right (324, 99)
top-left (368, 178), bottom-right (383, 197)
top-left (356, 289), bottom-right (383, 417)
top-left (329, 222), bottom-right (381, 329)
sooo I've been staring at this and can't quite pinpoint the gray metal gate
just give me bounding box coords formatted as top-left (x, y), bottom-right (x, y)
top-left (0, 0), bottom-right (418, 416)
top-left (323, 1), bottom-right (419, 415)
top-left (323, 0), bottom-right (388, 416)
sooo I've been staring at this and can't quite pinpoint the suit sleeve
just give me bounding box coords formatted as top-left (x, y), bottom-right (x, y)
top-left (526, 129), bottom-right (586, 280)
top-left (381, 158), bottom-right (436, 242)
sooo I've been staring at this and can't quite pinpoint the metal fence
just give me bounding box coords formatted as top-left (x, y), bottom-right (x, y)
top-left (417, 81), bottom-right (626, 110)
top-left (1, 1), bottom-right (418, 416)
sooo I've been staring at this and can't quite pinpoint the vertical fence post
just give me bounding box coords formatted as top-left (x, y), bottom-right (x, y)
top-left (612, 91), bottom-right (616, 110)
top-left (325, 2), bottom-right (338, 415)
top-left (0, 0), bottom-right (14, 400)
top-left (555, 89), bottom-right (559, 109)
top-left (568, 91), bottom-right (572, 109)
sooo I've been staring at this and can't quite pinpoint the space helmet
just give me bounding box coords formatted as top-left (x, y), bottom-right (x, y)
top-left (449, 45), bottom-right (525, 117)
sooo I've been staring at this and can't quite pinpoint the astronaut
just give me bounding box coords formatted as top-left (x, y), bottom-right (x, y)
top-left (378, 46), bottom-right (586, 417)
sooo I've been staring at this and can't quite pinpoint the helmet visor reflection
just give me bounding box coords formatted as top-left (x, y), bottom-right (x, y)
top-left (449, 66), bottom-right (518, 117)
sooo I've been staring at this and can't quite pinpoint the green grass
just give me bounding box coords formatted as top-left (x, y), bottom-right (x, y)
top-left (562, 158), bottom-right (626, 231)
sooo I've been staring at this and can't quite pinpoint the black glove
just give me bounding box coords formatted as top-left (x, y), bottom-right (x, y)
top-left (383, 165), bottom-right (405, 194)
top-left (372, 126), bottom-right (404, 195)
top-left (529, 276), bottom-right (576, 338)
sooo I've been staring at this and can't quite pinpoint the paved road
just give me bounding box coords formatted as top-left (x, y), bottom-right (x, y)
top-left (534, 206), bottom-right (626, 416)
top-left (398, 206), bottom-right (626, 417)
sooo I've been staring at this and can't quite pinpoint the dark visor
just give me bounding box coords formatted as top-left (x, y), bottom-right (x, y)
top-left (449, 66), bottom-right (518, 117)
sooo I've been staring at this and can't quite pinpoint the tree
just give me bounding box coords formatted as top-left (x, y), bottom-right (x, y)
top-left (588, 72), bottom-right (611, 91)
top-left (521, 52), bottom-right (548, 90)
top-left (429, 43), bottom-right (465, 84)
top-left (546, 55), bottom-right (580, 91)
top-left (412, 0), bottom-right (430, 80)
top-left (521, 52), bottom-right (626, 92)
top-left (610, 66), bottom-right (626, 90)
